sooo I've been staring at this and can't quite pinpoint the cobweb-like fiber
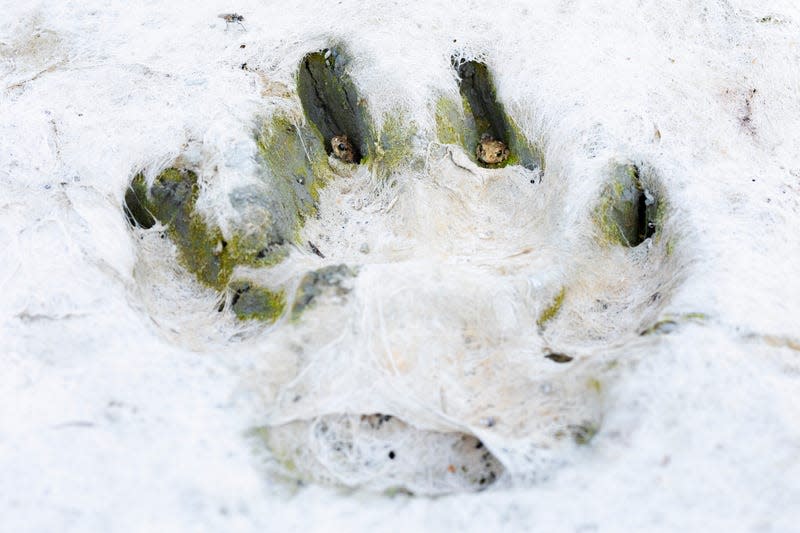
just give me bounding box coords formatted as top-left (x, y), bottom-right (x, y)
top-left (2, 0), bottom-right (800, 531)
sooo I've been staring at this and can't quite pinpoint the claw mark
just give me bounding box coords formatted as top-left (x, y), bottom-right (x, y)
top-left (740, 88), bottom-right (757, 135)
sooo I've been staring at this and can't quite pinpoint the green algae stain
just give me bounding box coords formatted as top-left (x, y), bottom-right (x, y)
top-left (537, 287), bottom-right (566, 328)
top-left (256, 112), bottom-right (332, 215)
top-left (369, 113), bottom-right (420, 176)
top-left (683, 312), bottom-right (708, 320)
top-left (124, 112), bottom-right (339, 315)
top-left (640, 312), bottom-right (709, 336)
top-left (127, 169), bottom-right (229, 288)
top-left (504, 115), bottom-right (542, 171)
top-left (587, 378), bottom-right (602, 394)
top-left (666, 237), bottom-right (676, 257)
top-left (594, 194), bottom-right (625, 245)
top-left (435, 97), bottom-right (467, 147)
top-left (125, 168), bottom-right (294, 291)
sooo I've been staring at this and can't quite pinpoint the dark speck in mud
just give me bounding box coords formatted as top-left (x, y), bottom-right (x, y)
top-left (545, 353), bottom-right (574, 363)
top-left (308, 241), bottom-right (325, 258)
top-left (649, 292), bottom-right (661, 303)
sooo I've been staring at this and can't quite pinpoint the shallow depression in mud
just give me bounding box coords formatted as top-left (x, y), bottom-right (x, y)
top-left (255, 413), bottom-right (505, 495)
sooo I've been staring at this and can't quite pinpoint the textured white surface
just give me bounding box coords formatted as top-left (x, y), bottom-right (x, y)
top-left (2, 0), bottom-right (800, 531)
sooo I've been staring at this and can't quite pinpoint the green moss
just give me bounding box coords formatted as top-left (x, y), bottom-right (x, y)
top-left (537, 287), bottom-right (566, 327)
top-left (123, 111), bottom-right (341, 300)
top-left (307, 158), bottom-right (333, 202)
top-left (125, 168), bottom-right (295, 291)
top-left (435, 97), bottom-right (468, 146)
top-left (181, 210), bottom-right (229, 287)
top-left (145, 168), bottom-right (195, 221)
top-left (125, 111), bottom-right (343, 304)
top-left (368, 113), bottom-right (420, 177)
top-left (666, 237), bottom-right (676, 257)
top-left (133, 168), bottom-right (230, 288)
top-left (257, 118), bottom-right (331, 262)
top-left (594, 194), bottom-right (624, 245)
top-left (257, 113), bottom-right (332, 213)
top-left (504, 115), bottom-right (543, 171)
top-left (229, 281), bottom-right (286, 322)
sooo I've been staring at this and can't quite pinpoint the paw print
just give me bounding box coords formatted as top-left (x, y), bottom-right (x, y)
top-left (124, 46), bottom-right (683, 495)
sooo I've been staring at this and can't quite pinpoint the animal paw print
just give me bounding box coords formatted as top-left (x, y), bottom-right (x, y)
top-left (124, 46), bottom-right (682, 495)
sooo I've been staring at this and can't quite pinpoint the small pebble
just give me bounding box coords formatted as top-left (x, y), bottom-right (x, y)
top-left (476, 134), bottom-right (510, 165)
top-left (331, 134), bottom-right (356, 163)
